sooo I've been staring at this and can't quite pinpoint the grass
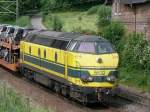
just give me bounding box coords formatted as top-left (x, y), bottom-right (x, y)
top-left (0, 20), bottom-right (15, 25)
top-left (43, 11), bottom-right (98, 33)
top-left (0, 16), bottom-right (31, 28)
top-left (0, 83), bottom-right (49, 112)
top-left (119, 68), bottom-right (150, 92)
top-left (16, 16), bottom-right (31, 27)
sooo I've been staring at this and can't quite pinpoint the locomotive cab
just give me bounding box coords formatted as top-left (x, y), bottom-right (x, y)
top-left (67, 35), bottom-right (119, 88)
top-left (66, 36), bottom-right (119, 102)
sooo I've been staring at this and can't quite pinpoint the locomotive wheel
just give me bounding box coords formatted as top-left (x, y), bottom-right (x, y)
top-left (48, 79), bottom-right (54, 90)
top-left (82, 95), bottom-right (88, 105)
top-left (54, 82), bottom-right (61, 93)
top-left (24, 69), bottom-right (29, 78)
top-left (61, 86), bottom-right (69, 97)
top-left (24, 68), bottom-right (34, 80)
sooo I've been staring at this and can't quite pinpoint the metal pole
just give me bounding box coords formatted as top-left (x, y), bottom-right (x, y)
top-left (16, 0), bottom-right (19, 23)
top-left (134, 5), bottom-right (137, 33)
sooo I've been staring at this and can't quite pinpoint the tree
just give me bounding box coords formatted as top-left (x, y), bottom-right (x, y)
top-left (52, 15), bottom-right (63, 31)
top-left (19, 0), bottom-right (41, 15)
top-left (97, 5), bottom-right (111, 33)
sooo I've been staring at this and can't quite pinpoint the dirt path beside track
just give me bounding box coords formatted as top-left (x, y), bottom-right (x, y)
top-left (30, 16), bottom-right (46, 30)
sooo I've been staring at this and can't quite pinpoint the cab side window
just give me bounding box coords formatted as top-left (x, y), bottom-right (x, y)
top-left (61, 41), bottom-right (68, 50)
top-left (51, 40), bottom-right (68, 50)
top-left (51, 40), bottom-right (62, 49)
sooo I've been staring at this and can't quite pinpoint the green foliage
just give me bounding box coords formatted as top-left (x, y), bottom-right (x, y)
top-left (0, 15), bottom-right (15, 23)
top-left (118, 33), bottom-right (150, 92)
top-left (0, 0), bottom-right (16, 22)
top-left (87, 5), bottom-right (99, 15)
top-left (97, 5), bottom-right (111, 33)
top-left (41, 0), bottom-right (57, 11)
top-left (142, 46), bottom-right (150, 70)
top-left (43, 13), bottom-right (63, 31)
top-left (103, 21), bottom-right (125, 52)
top-left (42, 12), bottom-right (49, 22)
top-left (41, 0), bottom-right (102, 11)
top-left (0, 84), bottom-right (49, 112)
top-left (43, 11), bottom-right (97, 32)
top-left (122, 33), bottom-right (150, 70)
top-left (20, 0), bottom-right (41, 15)
top-left (119, 68), bottom-right (150, 92)
top-left (72, 26), bottom-right (97, 35)
top-left (78, 16), bottom-right (82, 21)
top-left (16, 16), bottom-right (31, 27)
top-left (52, 15), bottom-right (63, 31)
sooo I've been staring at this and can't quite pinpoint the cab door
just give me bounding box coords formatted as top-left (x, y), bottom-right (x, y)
top-left (52, 40), bottom-right (69, 78)
top-left (60, 41), bottom-right (69, 79)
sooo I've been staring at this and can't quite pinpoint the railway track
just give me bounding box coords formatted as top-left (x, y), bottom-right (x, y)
top-left (115, 87), bottom-right (150, 108)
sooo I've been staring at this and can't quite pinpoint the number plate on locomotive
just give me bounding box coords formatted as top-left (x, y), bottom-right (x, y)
top-left (93, 71), bottom-right (105, 76)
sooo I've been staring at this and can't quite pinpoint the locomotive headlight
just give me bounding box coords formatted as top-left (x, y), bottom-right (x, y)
top-left (88, 76), bottom-right (93, 82)
top-left (80, 74), bottom-right (93, 82)
top-left (107, 71), bottom-right (118, 82)
top-left (106, 75), bottom-right (117, 82)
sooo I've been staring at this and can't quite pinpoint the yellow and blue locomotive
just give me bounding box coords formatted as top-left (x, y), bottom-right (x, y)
top-left (19, 30), bottom-right (119, 103)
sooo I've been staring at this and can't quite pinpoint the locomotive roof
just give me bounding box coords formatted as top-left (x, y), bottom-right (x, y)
top-left (27, 30), bottom-right (107, 42)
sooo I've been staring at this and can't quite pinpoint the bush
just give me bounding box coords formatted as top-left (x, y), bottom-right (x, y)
top-left (52, 15), bottom-right (63, 31)
top-left (97, 5), bottom-right (111, 33)
top-left (16, 16), bottom-right (31, 27)
top-left (103, 21), bottom-right (125, 52)
top-left (87, 5), bottom-right (99, 15)
top-left (72, 27), bottom-right (97, 35)
top-left (142, 46), bottom-right (150, 70)
top-left (42, 12), bottom-right (49, 22)
top-left (122, 33), bottom-right (150, 70)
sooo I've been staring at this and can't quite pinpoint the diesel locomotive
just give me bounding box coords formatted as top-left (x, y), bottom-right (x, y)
top-left (0, 25), bottom-right (119, 103)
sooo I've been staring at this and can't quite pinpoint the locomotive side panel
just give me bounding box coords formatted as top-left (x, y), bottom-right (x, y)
top-left (21, 41), bottom-right (67, 80)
